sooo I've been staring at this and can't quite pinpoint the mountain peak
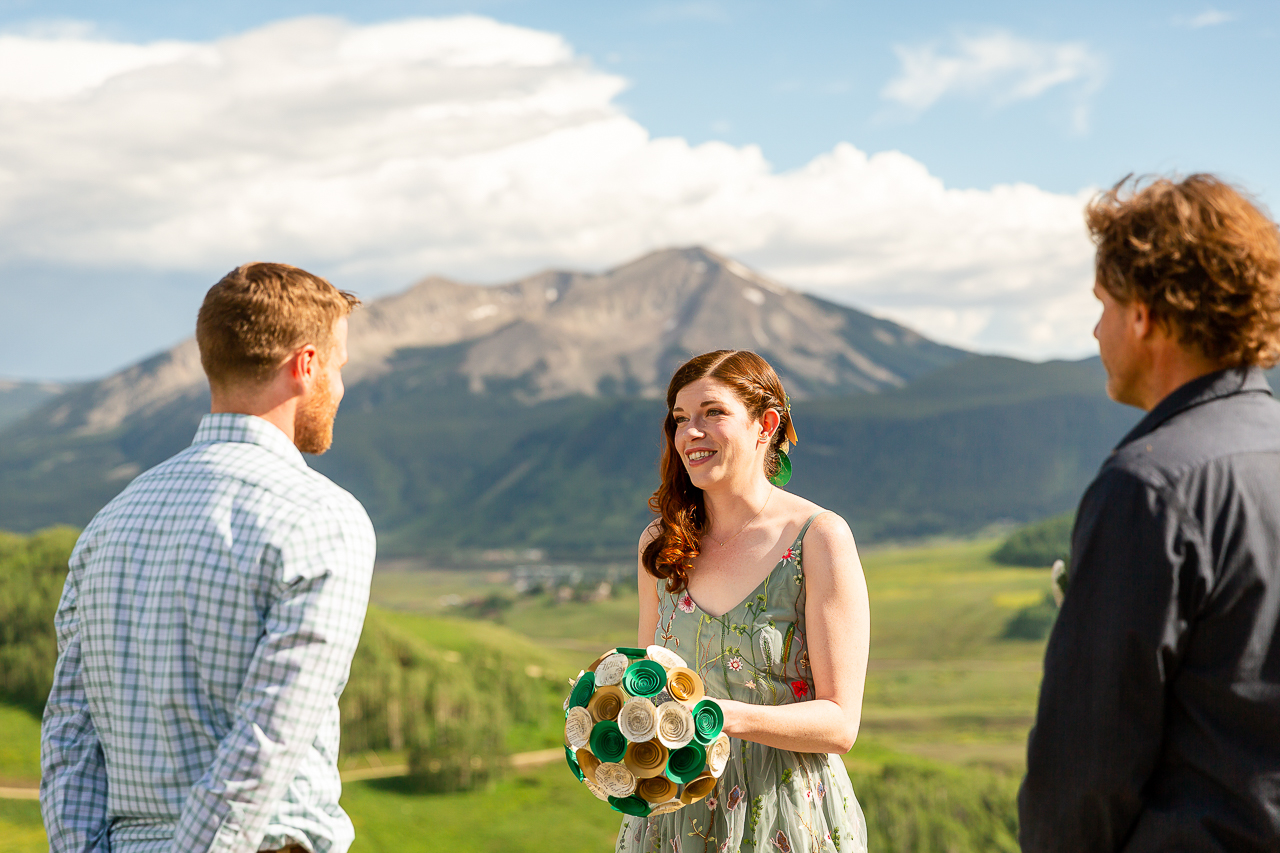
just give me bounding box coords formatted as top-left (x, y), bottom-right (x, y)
top-left (18, 247), bottom-right (963, 435)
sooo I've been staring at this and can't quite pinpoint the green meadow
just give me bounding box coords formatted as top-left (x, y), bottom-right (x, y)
top-left (2, 535), bottom-right (1054, 852)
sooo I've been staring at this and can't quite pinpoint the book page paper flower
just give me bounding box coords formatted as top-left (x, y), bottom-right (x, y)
top-left (656, 701), bottom-right (695, 749)
top-left (594, 653), bottom-right (630, 686)
top-left (707, 733), bottom-right (731, 775)
top-left (645, 645), bottom-right (687, 671)
top-left (617, 696), bottom-right (659, 742)
top-left (564, 706), bottom-right (593, 750)
top-left (595, 761), bottom-right (638, 798)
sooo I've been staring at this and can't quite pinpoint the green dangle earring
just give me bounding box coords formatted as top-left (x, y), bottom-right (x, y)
top-left (768, 450), bottom-right (792, 487)
top-left (768, 396), bottom-right (798, 487)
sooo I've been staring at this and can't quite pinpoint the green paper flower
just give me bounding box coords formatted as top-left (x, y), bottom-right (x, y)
top-left (589, 719), bottom-right (628, 763)
top-left (621, 660), bottom-right (667, 698)
top-left (565, 745), bottom-right (584, 782)
top-left (568, 670), bottom-right (596, 710)
top-left (608, 794), bottom-right (653, 817)
top-left (664, 742), bottom-right (707, 783)
top-left (691, 699), bottom-right (724, 745)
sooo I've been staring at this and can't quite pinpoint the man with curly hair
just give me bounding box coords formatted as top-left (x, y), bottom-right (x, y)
top-left (1020, 174), bottom-right (1280, 852)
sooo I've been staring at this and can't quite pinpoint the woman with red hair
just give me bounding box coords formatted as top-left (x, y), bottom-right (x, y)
top-left (618, 350), bottom-right (870, 853)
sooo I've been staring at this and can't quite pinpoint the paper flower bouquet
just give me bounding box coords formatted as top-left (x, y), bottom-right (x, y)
top-left (563, 645), bottom-right (729, 818)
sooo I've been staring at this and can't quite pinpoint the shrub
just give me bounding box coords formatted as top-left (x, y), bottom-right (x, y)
top-left (850, 758), bottom-right (1020, 852)
top-left (0, 527), bottom-right (79, 714)
top-left (992, 514), bottom-right (1073, 567)
top-left (1001, 594), bottom-right (1058, 641)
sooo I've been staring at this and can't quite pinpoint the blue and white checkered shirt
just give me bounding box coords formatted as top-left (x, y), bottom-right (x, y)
top-left (40, 413), bottom-right (376, 853)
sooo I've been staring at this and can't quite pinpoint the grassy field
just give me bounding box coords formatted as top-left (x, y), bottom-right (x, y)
top-left (370, 537), bottom-right (1051, 770)
top-left (7, 537), bottom-right (1051, 850)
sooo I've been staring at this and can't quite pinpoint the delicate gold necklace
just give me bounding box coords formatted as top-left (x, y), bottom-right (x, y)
top-left (708, 488), bottom-right (773, 547)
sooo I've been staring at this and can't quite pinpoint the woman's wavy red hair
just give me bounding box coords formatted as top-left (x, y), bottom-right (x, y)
top-left (641, 350), bottom-right (794, 593)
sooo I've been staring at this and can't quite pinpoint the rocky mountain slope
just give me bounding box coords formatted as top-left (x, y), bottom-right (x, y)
top-left (0, 247), bottom-right (1138, 554)
top-left (26, 247), bottom-right (961, 441)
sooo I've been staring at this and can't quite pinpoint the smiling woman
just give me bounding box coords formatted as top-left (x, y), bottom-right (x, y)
top-left (625, 349), bottom-right (870, 853)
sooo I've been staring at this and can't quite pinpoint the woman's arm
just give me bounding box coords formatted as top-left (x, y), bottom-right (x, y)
top-left (718, 512), bottom-right (870, 754)
top-left (636, 521), bottom-right (662, 648)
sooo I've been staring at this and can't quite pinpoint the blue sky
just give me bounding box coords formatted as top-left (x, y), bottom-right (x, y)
top-left (2, 0), bottom-right (1277, 380)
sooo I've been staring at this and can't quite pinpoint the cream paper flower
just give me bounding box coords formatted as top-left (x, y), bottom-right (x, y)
top-left (565, 706), bottom-right (594, 751)
top-left (582, 775), bottom-right (609, 801)
top-left (647, 798), bottom-right (685, 816)
top-left (594, 653), bottom-right (630, 686)
top-left (707, 732), bottom-right (731, 775)
top-left (594, 761), bottom-right (638, 798)
top-left (646, 645), bottom-right (687, 671)
top-left (617, 696), bottom-right (659, 742)
top-left (656, 701), bottom-right (695, 749)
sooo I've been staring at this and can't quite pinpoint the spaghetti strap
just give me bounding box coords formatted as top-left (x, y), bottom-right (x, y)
top-left (792, 509), bottom-right (831, 548)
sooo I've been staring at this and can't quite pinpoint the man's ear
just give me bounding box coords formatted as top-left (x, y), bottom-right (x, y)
top-left (287, 344), bottom-right (320, 390)
top-left (1131, 300), bottom-right (1156, 341)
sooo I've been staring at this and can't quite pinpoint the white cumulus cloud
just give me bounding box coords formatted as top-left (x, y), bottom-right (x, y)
top-left (0, 15), bottom-right (1101, 361)
top-left (882, 31), bottom-right (1105, 132)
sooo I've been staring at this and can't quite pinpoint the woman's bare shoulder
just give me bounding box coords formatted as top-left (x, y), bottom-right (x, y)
top-left (638, 518), bottom-right (663, 552)
top-left (797, 506), bottom-right (857, 567)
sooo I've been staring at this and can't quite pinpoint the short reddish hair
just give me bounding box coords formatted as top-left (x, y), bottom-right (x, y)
top-left (1087, 174), bottom-right (1280, 367)
top-left (196, 262), bottom-right (359, 390)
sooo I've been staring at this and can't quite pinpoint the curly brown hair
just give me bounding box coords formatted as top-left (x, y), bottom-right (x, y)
top-left (1087, 174), bottom-right (1280, 367)
top-left (641, 350), bottom-right (796, 594)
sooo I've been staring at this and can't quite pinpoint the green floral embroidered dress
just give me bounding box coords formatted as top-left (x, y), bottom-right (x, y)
top-left (617, 512), bottom-right (868, 853)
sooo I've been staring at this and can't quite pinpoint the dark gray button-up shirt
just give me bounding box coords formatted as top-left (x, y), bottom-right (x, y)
top-left (1020, 366), bottom-right (1280, 852)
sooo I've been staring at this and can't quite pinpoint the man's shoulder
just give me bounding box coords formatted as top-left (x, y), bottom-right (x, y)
top-left (96, 436), bottom-right (371, 535)
top-left (1107, 390), bottom-right (1280, 487)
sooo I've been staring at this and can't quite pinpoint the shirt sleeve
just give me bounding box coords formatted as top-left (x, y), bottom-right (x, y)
top-left (172, 498), bottom-right (376, 853)
top-left (40, 549), bottom-right (111, 853)
top-left (1018, 468), bottom-right (1200, 851)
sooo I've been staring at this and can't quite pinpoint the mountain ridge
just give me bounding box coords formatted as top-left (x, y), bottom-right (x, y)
top-left (0, 247), bottom-right (1139, 554)
top-left (19, 247), bottom-right (962, 440)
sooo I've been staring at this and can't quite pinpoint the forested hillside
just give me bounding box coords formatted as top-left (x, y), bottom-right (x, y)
top-left (0, 529), bottom-right (561, 791)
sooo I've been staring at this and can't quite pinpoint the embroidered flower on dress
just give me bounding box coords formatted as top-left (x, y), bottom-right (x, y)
top-left (782, 547), bottom-right (796, 562)
top-left (803, 789), bottom-right (813, 801)
top-left (728, 657), bottom-right (743, 672)
top-left (726, 785), bottom-right (743, 811)
top-left (677, 593), bottom-right (695, 613)
top-left (770, 830), bottom-right (793, 852)
top-left (791, 680), bottom-right (810, 700)
top-left (706, 795), bottom-right (718, 811)
top-left (744, 679), bottom-right (756, 690)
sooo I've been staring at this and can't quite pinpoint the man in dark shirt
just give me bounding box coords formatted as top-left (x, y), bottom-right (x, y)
top-left (1019, 174), bottom-right (1280, 852)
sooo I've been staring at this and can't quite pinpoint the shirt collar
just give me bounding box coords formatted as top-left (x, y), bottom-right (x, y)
top-left (1117, 365), bottom-right (1273, 449)
top-left (191, 413), bottom-right (308, 470)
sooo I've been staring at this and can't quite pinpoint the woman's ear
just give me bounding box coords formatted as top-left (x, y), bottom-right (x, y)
top-left (758, 408), bottom-right (781, 442)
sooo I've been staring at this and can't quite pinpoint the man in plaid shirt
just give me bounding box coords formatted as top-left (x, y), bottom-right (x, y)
top-left (40, 263), bottom-right (377, 853)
